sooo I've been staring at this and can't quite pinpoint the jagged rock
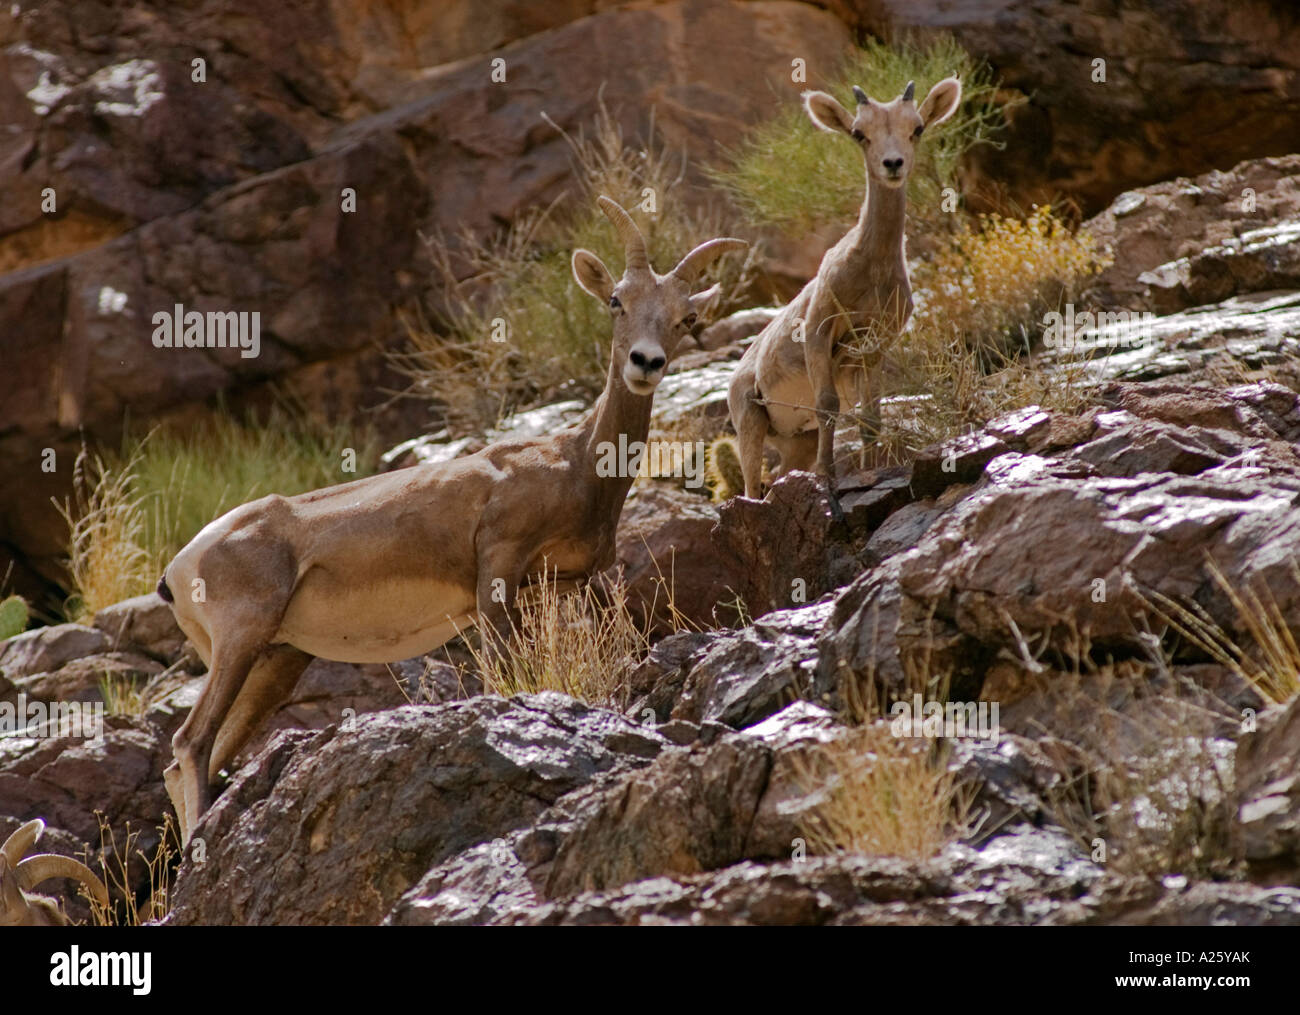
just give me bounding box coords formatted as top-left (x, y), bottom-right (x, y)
top-left (8, 651), bottom-right (162, 705)
top-left (626, 631), bottom-right (717, 723)
top-left (835, 466), bottom-right (915, 531)
top-left (947, 736), bottom-right (1072, 845)
top-left (92, 593), bottom-right (186, 663)
top-left (0, 713), bottom-right (174, 919)
top-left (540, 734), bottom-right (773, 897)
top-left (817, 382), bottom-right (1300, 705)
top-left (1235, 693), bottom-right (1300, 883)
top-left (1048, 290), bottom-right (1300, 389)
top-left (384, 696), bottom-right (852, 925)
top-left (1084, 155), bottom-right (1300, 312)
top-left (412, 825), bottom-right (1098, 926)
top-left (421, 817), bottom-right (1300, 925)
top-left (711, 471), bottom-right (850, 618)
top-left (0, 623), bottom-right (110, 680)
top-left (168, 694), bottom-right (667, 925)
top-left (670, 600), bottom-right (835, 729)
top-left (611, 485), bottom-right (746, 634)
top-left (741, 701), bottom-right (845, 859)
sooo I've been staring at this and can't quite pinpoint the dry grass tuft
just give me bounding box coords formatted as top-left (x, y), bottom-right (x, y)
top-left (1039, 671), bottom-right (1242, 880)
top-left (1145, 558), bottom-right (1300, 705)
top-left (911, 204), bottom-right (1110, 355)
top-left (98, 673), bottom-right (148, 717)
top-left (57, 446), bottom-right (153, 621)
top-left (467, 570), bottom-right (652, 709)
top-left (82, 812), bottom-right (180, 926)
top-left (795, 721), bottom-right (974, 860)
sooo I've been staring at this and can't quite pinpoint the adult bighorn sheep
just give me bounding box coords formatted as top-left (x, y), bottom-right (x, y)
top-left (157, 196), bottom-right (746, 844)
top-left (727, 77), bottom-right (962, 502)
top-left (1, 819), bottom-right (109, 926)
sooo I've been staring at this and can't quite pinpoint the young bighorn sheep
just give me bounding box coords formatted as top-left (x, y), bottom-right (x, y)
top-left (1, 819), bottom-right (110, 926)
top-left (727, 77), bottom-right (962, 501)
top-left (157, 196), bottom-right (746, 844)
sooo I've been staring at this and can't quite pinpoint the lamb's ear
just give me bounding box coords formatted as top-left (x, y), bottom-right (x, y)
top-left (803, 90), bottom-right (855, 136)
top-left (918, 76), bottom-right (962, 128)
top-left (689, 283), bottom-right (722, 316)
top-left (572, 249), bottom-right (615, 302)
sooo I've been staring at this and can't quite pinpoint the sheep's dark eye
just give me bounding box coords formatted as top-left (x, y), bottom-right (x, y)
top-left (682, 313), bottom-right (698, 329)
top-left (912, 125), bottom-right (924, 139)
top-left (851, 129), bottom-right (865, 142)
top-left (610, 295), bottom-right (622, 310)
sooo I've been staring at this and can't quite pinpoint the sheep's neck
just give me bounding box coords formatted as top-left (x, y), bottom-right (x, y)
top-left (582, 357), bottom-right (654, 515)
top-left (843, 176), bottom-right (908, 275)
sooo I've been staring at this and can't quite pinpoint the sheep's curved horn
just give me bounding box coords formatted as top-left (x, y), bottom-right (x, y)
top-left (852, 85), bottom-right (869, 106)
top-left (2, 818), bottom-right (44, 866)
top-left (902, 80), bottom-right (915, 103)
top-left (670, 238), bottom-right (748, 285)
top-left (17, 854), bottom-right (110, 907)
top-left (597, 196), bottom-right (649, 273)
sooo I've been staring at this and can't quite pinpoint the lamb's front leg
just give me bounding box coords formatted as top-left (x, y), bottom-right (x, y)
top-left (804, 329), bottom-right (845, 524)
top-left (857, 359), bottom-right (883, 457)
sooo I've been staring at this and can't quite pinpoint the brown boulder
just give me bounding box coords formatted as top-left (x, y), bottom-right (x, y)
top-left (167, 694), bottom-right (666, 925)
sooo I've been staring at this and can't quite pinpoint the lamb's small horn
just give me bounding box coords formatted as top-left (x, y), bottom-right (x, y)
top-left (852, 85), bottom-right (869, 106)
top-left (1, 819), bottom-right (44, 867)
top-left (670, 238), bottom-right (748, 285)
top-left (597, 196), bottom-right (649, 273)
top-left (16, 854), bottom-right (109, 908)
top-left (902, 80), bottom-right (915, 103)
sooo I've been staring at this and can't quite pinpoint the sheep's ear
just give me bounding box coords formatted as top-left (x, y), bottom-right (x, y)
top-left (803, 90), bottom-right (855, 136)
top-left (572, 249), bottom-right (615, 302)
top-left (689, 283), bottom-right (721, 316)
top-left (918, 77), bottom-right (962, 128)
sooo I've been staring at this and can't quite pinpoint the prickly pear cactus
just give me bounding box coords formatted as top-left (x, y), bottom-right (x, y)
top-left (0, 595), bottom-right (28, 640)
top-left (705, 436), bottom-right (746, 503)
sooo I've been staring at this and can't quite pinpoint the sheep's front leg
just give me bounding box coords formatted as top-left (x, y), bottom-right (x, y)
top-left (475, 544), bottom-right (526, 670)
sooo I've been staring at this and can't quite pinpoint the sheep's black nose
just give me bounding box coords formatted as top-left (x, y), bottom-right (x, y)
top-left (630, 351), bottom-right (665, 372)
top-left (883, 158), bottom-right (903, 172)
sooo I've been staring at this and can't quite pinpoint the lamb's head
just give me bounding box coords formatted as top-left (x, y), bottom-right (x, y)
top-left (803, 77), bottom-right (962, 188)
top-left (572, 196), bottom-right (747, 396)
top-left (0, 818), bottom-right (110, 927)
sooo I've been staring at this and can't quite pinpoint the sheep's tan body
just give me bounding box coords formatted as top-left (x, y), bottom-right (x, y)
top-left (728, 77), bottom-right (962, 500)
top-left (159, 197), bottom-right (746, 844)
top-left (1, 819), bottom-right (109, 926)
top-left (168, 442), bottom-right (609, 667)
